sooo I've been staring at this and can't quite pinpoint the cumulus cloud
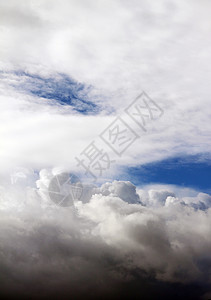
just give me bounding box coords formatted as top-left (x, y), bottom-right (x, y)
top-left (0, 170), bottom-right (210, 299)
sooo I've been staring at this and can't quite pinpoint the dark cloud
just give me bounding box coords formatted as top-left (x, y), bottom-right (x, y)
top-left (0, 174), bottom-right (210, 299)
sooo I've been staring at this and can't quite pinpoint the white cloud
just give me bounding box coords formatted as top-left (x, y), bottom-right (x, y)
top-left (0, 1), bottom-right (211, 297)
top-left (0, 172), bottom-right (210, 298)
top-left (0, 0), bottom-right (211, 177)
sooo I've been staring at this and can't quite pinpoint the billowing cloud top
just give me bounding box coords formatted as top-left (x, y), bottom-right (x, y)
top-left (0, 170), bottom-right (211, 299)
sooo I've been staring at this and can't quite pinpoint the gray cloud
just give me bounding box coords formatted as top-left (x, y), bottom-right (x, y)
top-left (0, 171), bottom-right (210, 299)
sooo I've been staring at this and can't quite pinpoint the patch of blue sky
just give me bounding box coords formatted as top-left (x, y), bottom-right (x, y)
top-left (119, 154), bottom-right (211, 193)
top-left (5, 70), bottom-right (105, 115)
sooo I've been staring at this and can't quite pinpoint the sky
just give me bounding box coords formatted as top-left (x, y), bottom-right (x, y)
top-left (0, 0), bottom-right (211, 299)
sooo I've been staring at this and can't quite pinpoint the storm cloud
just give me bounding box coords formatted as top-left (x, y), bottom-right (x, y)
top-left (0, 171), bottom-right (210, 299)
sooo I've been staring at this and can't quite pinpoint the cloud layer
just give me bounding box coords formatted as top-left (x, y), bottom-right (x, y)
top-left (0, 170), bottom-right (210, 299)
top-left (1, 0), bottom-right (211, 179)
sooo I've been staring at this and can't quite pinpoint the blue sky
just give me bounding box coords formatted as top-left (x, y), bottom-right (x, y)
top-left (1, 70), bottom-right (103, 114)
top-left (1, 68), bottom-right (211, 191)
top-left (118, 154), bottom-right (211, 193)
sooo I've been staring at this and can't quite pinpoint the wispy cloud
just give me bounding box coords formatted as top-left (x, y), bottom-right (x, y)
top-left (0, 70), bottom-right (103, 114)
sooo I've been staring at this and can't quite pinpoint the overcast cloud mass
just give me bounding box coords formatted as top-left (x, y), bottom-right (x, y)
top-left (0, 0), bottom-right (211, 299)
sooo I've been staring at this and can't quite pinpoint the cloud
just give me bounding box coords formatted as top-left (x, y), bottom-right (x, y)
top-left (0, 70), bottom-right (102, 114)
top-left (1, 0), bottom-right (211, 178)
top-left (0, 1), bottom-right (211, 298)
top-left (0, 171), bottom-right (210, 298)
top-left (93, 180), bottom-right (142, 204)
